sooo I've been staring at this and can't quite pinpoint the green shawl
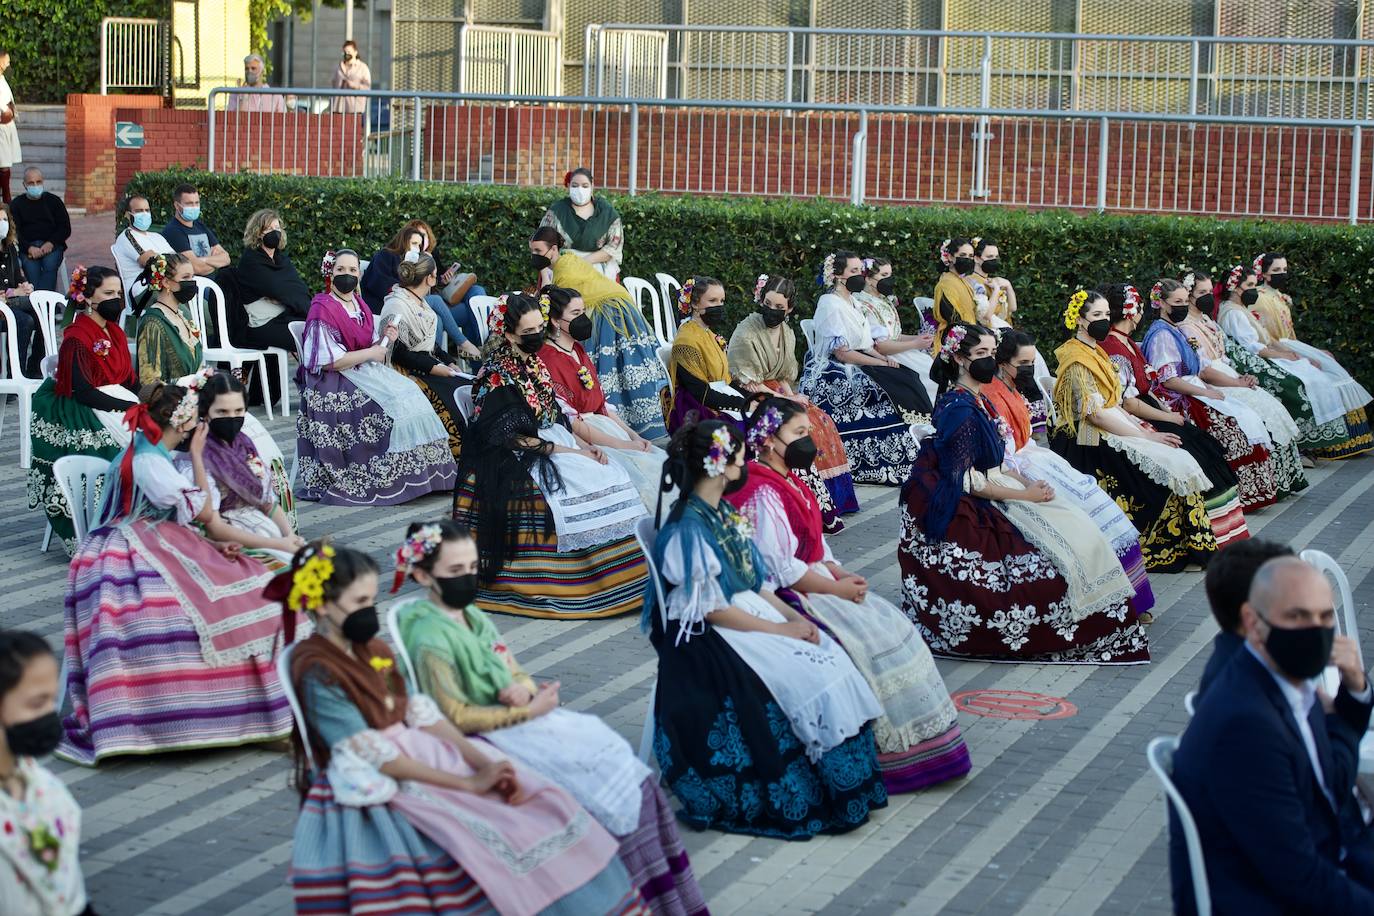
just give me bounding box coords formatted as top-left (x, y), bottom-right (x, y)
top-left (136, 304), bottom-right (204, 384)
top-left (546, 196), bottom-right (618, 253)
top-left (396, 598), bottom-right (512, 705)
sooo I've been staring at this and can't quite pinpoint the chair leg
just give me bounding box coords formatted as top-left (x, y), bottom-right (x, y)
top-left (257, 358), bottom-right (274, 420)
top-left (637, 681), bottom-right (657, 764)
top-left (18, 393), bottom-right (31, 470)
top-left (274, 352), bottom-right (291, 418)
top-left (40, 521), bottom-right (52, 553)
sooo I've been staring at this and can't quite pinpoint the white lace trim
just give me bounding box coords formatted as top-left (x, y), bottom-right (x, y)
top-left (1103, 433), bottom-right (1212, 496)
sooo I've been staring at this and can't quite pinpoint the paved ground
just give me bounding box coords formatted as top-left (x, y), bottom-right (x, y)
top-left (3, 390), bottom-right (1373, 913)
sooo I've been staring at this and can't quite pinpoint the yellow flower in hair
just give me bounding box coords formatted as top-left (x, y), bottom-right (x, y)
top-left (1063, 289), bottom-right (1089, 331)
top-left (369, 656), bottom-right (394, 673)
top-left (288, 545), bottom-right (336, 612)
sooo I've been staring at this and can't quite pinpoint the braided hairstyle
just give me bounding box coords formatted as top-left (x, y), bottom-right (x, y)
top-left (745, 395), bottom-right (807, 457)
top-left (138, 380), bottom-right (189, 429)
top-left (930, 321), bottom-right (995, 395)
top-left (658, 419), bottom-right (744, 522)
top-left (67, 264), bottom-right (121, 312)
top-left (196, 370), bottom-right (245, 418)
top-left (404, 520), bottom-right (475, 576)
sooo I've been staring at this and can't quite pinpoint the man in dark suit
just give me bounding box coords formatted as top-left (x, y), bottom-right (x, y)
top-left (1172, 556), bottom-right (1374, 915)
top-left (1198, 539), bottom-right (1295, 696)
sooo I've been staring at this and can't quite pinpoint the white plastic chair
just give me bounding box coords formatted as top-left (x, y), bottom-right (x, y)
top-left (654, 272), bottom-right (682, 317)
top-left (1147, 736), bottom-right (1211, 916)
top-left (455, 385), bottom-right (476, 422)
top-left (192, 277), bottom-right (275, 420)
top-left (469, 295), bottom-right (498, 344)
top-left (286, 321), bottom-right (308, 487)
top-left (1301, 549), bottom-right (1360, 665)
top-left (207, 279), bottom-right (292, 418)
top-left (799, 318), bottom-right (817, 355)
top-left (29, 291), bottom-right (65, 357)
top-left (0, 302), bottom-right (45, 469)
top-left (53, 455), bottom-right (110, 547)
top-left (656, 344), bottom-right (674, 394)
top-left (276, 642), bottom-right (318, 774)
top-left (386, 604), bottom-right (420, 693)
top-left (40, 355), bottom-right (58, 380)
top-left (633, 515), bottom-right (668, 764)
top-left (1183, 690), bottom-right (1197, 717)
top-left (1037, 375), bottom-right (1061, 428)
top-left (626, 276), bottom-right (674, 347)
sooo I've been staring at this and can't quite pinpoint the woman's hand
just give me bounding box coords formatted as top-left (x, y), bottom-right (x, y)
top-left (778, 619), bottom-right (821, 644)
top-left (366, 344), bottom-right (389, 363)
top-left (497, 683), bottom-right (533, 707)
top-left (787, 392), bottom-right (811, 406)
top-left (217, 541), bottom-right (243, 561)
top-left (832, 577), bottom-right (866, 602)
top-left (913, 332), bottom-right (935, 351)
top-left (278, 533), bottom-right (307, 553)
top-left (1242, 375), bottom-right (1259, 389)
top-left (583, 445), bottom-right (608, 465)
top-left (461, 342), bottom-right (482, 361)
top-left (528, 682), bottom-right (560, 717)
top-left (631, 435), bottom-right (655, 453)
top-left (1020, 480), bottom-right (1055, 503)
top-left (441, 266), bottom-right (459, 285)
top-left (188, 421), bottom-right (210, 461)
top-left (1151, 430), bottom-right (1182, 448)
top-left (464, 759), bottom-right (519, 799)
top-left (1205, 387), bottom-right (1226, 400)
top-left (381, 324), bottom-right (400, 343)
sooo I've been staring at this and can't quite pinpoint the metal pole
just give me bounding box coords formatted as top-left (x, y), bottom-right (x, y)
top-left (850, 109), bottom-right (867, 205)
top-left (973, 35), bottom-right (992, 197)
top-left (345, 0), bottom-right (353, 41)
top-left (1350, 123), bottom-right (1362, 225)
top-left (1097, 115), bottom-right (1109, 213)
top-left (100, 20), bottom-right (108, 94)
top-left (310, 0), bottom-right (319, 88)
top-left (784, 32), bottom-right (794, 104)
top-left (208, 89), bottom-right (218, 172)
top-left (628, 102), bottom-right (639, 195)
top-left (584, 25), bottom-right (595, 96)
top-left (1187, 39), bottom-right (1199, 116)
top-left (412, 96), bottom-right (423, 180)
top-left (457, 26), bottom-right (467, 93)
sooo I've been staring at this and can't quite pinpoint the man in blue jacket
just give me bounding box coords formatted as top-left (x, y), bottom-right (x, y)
top-left (1172, 555), bottom-right (1374, 914)
top-left (1197, 539), bottom-right (1295, 696)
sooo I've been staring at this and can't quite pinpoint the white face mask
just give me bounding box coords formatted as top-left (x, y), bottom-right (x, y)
top-left (568, 186), bottom-right (592, 206)
top-left (403, 250), bottom-right (420, 263)
top-left (0, 219), bottom-right (7, 238)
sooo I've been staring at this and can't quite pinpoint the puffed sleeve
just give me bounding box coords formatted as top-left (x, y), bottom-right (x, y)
top-left (134, 451), bottom-right (207, 524)
top-left (1143, 331), bottom-right (1186, 383)
top-left (660, 528), bottom-right (729, 639)
top-left (735, 487), bottom-right (810, 587)
top-left (302, 317), bottom-right (349, 372)
top-left (811, 296), bottom-right (852, 359)
top-left (301, 672), bottom-right (402, 767)
top-left (404, 693), bottom-right (445, 728)
top-left (1219, 309), bottom-right (1264, 354)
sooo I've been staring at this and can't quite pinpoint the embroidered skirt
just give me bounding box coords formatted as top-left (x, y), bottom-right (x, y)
top-left (588, 299), bottom-right (668, 440)
top-left (799, 358), bottom-right (922, 486)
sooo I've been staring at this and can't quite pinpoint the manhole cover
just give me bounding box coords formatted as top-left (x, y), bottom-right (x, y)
top-left (951, 689), bottom-right (1078, 720)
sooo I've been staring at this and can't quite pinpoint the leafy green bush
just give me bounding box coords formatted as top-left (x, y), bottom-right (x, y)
top-left (0, 0), bottom-right (165, 103)
top-left (125, 168), bottom-right (1374, 388)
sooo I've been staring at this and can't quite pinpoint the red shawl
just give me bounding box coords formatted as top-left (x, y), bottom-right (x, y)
top-left (538, 342), bottom-right (606, 415)
top-left (1100, 329), bottom-right (1155, 397)
top-left (56, 312), bottom-right (133, 397)
top-left (983, 377), bottom-right (1031, 450)
top-left (728, 460), bottom-right (824, 564)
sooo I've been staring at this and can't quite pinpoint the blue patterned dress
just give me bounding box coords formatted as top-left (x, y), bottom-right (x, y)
top-left (644, 496), bottom-right (888, 839)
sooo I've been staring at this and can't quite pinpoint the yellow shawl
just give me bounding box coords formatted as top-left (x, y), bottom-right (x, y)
top-left (669, 317), bottom-right (730, 415)
top-left (1253, 287), bottom-right (1297, 342)
top-left (1052, 337), bottom-right (1122, 435)
top-left (551, 251), bottom-right (632, 314)
top-left (933, 271), bottom-right (977, 343)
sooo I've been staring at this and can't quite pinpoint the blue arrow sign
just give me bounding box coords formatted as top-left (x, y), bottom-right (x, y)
top-left (114, 121), bottom-right (145, 149)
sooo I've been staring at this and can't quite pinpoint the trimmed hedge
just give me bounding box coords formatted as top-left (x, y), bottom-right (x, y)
top-left (125, 169), bottom-right (1374, 388)
top-left (1, 0), bottom-right (165, 103)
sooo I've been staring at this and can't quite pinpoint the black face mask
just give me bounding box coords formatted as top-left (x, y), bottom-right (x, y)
top-left (1194, 293), bottom-right (1214, 315)
top-left (723, 464), bottom-right (749, 495)
top-left (530, 253), bottom-right (552, 271)
top-left (565, 314), bottom-right (593, 342)
top-left (94, 298), bottom-right (124, 323)
top-left (844, 275), bottom-right (867, 294)
top-left (1267, 273), bottom-right (1290, 291)
top-left (517, 331), bottom-right (545, 355)
top-left (1240, 288), bottom-right (1260, 306)
top-left (953, 256), bottom-right (976, 276)
top-left (1014, 364), bottom-right (1036, 385)
top-left (332, 274), bottom-right (359, 295)
top-left (782, 435), bottom-right (818, 470)
top-left (1262, 618), bottom-right (1334, 680)
top-left (980, 258), bottom-right (1002, 276)
top-left (6, 711), bottom-right (62, 758)
top-left (967, 356), bottom-right (998, 384)
top-left (1086, 318), bottom-right (1112, 342)
top-left (261, 230), bottom-right (282, 249)
top-left (433, 573), bottom-right (479, 609)
top-left (1167, 305), bottom-right (1190, 324)
top-left (341, 605), bottom-right (380, 644)
top-left (759, 305), bottom-right (787, 328)
top-left (875, 277), bottom-right (896, 296)
top-left (208, 416), bottom-right (244, 444)
top-left (701, 306), bottom-right (727, 328)
top-left (173, 280), bottom-right (198, 304)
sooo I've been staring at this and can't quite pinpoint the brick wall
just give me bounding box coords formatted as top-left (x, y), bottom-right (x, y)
top-left (65, 94), bottom-right (167, 212)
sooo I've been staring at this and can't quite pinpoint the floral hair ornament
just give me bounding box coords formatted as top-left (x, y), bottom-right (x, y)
top-left (146, 253), bottom-right (172, 291)
top-left (938, 239), bottom-right (954, 268)
top-left (677, 277), bottom-right (697, 315)
top-left (536, 293), bottom-right (552, 325)
top-left (1180, 272), bottom-right (1196, 293)
top-left (752, 274), bottom-right (769, 304)
top-left (1121, 285), bottom-right (1143, 319)
top-left (1222, 264), bottom-right (1248, 294)
top-left (1149, 281), bottom-right (1165, 311)
top-left (747, 406), bottom-right (784, 454)
top-left (487, 293), bottom-right (511, 336)
top-left (1063, 289), bottom-right (1089, 330)
top-left (940, 324), bottom-right (968, 360)
top-left (67, 265), bottom-right (90, 303)
top-left (320, 250), bottom-right (338, 293)
top-left (562, 170), bottom-right (574, 187)
top-left (262, 541), bottom-right (337, 644)
top-left (391, 523), bottom-right (444, 593)
top-left (1252, 253), bottom-right (1268, 275)
top-left (703, 425), bottom-right (735, 478)
top-left (817, 253), bottom-right (837, 289)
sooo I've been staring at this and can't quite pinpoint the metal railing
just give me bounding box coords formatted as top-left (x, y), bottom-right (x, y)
top-left (205, 87), bottom-right (1374, 225)
top-left (457, 25), bottom-right (563, 96)
top-left (584, 25), bottom-right (1374, 120)
top-left (100, 17), bottom-right (168, 95)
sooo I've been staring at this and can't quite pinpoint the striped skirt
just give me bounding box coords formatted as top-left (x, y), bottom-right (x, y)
top-left (57, 522), bottom-right (293, 765)
top-left (618, 780), bottom-right (709, 916)
top-left (1316, 407), bottom-right (1374, 460)
top-left (452, 473), bottom-right (649, 619)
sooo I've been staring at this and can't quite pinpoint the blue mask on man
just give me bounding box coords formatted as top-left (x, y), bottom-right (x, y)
top-left (180, 205), bottom-right (201, 222)
top-left (132, 212), bottom-right (153, 231)
top-left (24, 185), bottom-right (42, 199)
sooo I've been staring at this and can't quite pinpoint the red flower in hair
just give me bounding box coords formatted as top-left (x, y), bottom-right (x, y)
top-left (562, 170), bottom-right (574, 188)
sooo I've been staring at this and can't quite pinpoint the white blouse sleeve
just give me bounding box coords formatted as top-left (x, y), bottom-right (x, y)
top-left (405, 693), bottom-right (445, 728)
top-left (659, 529), bottom-right (729, 639)
top-left (1219, 309), bottom-right (1263, 354)
top-left (811, 296), bottom-right (851, 358)
top-left (554, 393), bottom-right (580, 421)
top-left (135, 451), bottom-right (208, 524)
top-left (818, 533), bottom-right (836, 564)
top-left (739, 488), bottom-right (810, 587)
top-left (336, 729), bottom-right (401, 767)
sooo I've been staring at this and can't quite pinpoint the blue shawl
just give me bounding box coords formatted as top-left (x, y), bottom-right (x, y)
top-left (641, 494), bottom-right (766, 633)
top-left (917, 388), bottom-right (1006, 541)
top-left (1142, 318), bottom-right (1201, 377)
top-left (99, 432), bottom-right (180, 526)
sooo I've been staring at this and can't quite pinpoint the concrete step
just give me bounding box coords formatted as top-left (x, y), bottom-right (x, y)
top-left (14, 105), bottom-right (66, 128)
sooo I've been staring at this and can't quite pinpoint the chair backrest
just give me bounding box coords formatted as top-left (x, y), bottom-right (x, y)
top-left (1147, 736), bottom-right (1211, 916)
top-left (0, 303), bottom-right (33, 382)
top-left (53, 455), bottom-right (112, 545)
top-left (634, 516), bottom-right (670, 631)
top-left (276, 642), bottom-right (317, 773)
top-left (1183, 690), bottom-right (1197, 717)
top-left (654, 272), bottom-right (682, 317)
top-left (455, 384), bottom-right (476, 422)
top-left (358, 258), bottom-right (371, 275)
top-left (799, 318), bottom-right (817, 356)
top-left (29, 291), bottom-right (66, 357)
top-left (656, 344), bottom-right (674, 392)
top-left (190, 276), bottom-right (226, 357)
top-left (202, 274), bottom-right (245, 351)
top-left (40, 355), bottom-right (58, 380)
top-left (1037, 375), bottom-right (1061, 427)
top-left (385, 604), bottom-right (420, 694)
top-left (288, 320), bottom-right (307, 357)
top-left (1301, 549), bottom-right (1360, 665)
top-left (469, 295), bottom-right (498, 344)
top-left (626, 276), bottom-right (673, 347)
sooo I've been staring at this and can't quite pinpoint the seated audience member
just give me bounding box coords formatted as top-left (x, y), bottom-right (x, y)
top-left (1197, 538), bottom-right (1295, 696)
top-left (112, 195), bottom-right (175, 311)
top-left (0, 199), bottom-right (40, 376)
top-left (160, 184), bottom-right (230, 277)
top-left (11, 167), bottom-right (70, 292)
top-left (235, 208), bottom-right (310, 353)
top-left (1171, 556), bottom-right (1374, 915)
top-left (361, 219), bottom-right (485, 348)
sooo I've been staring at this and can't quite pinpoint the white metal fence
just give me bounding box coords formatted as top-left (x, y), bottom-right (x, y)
top-left (100, 17), bottom-right (168, 95)
top-left (584, 25), bottom-right (1374, 120)
top-left (205, 87), bottom-right (1374, 225)
top-left (457, 25), bottom-right (563, 96)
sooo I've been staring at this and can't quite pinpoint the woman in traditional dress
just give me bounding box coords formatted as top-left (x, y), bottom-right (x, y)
top-left (392, 521), bottom-right (707, 915)
top-left (537, 284), bottom-right (665, 510)
top-left (799, 250), bottom-right (927, 485)
top-left (932, 238), bottom-right (979, 344)
top-left (274, 542), bottom-right (649, 915)
top-left (1253, 253), bottom-right (1372, 457)
top-left (972, 239), bottom-right (1015, 327)
top-left (666, 275), bottom-right (748, 431)
top-left (1215, 264), bottom-right (1351, 456)
top-left (0, 631), bottom-right (92, 916)
top-left (645, 419), bottom-right (888, 837)
top-left (728, 273), bottom-right (858, 526)
top-left (729, 397), bottom-right (973, 791)
top-left (171, 371), bottom-right (304, 562)
top-left (1052, 290), bottom-right (1219, 571)
top-left (530, 227), bottom-right (666, 438)
top-left (899, 323), bottom-right (1148, 663)
top-left (539, 168), bottom-right (625, 281)
top-left (1139, 279), bottom-right (1300, 511)
top-left (134, 253), bottom-right (203, 385)
top-left (986, 331), bottom-right (1155, 617)
top-left (452, 293), bottom-right (649, 619)
top-left (59, 382), bottom-right (303, 765)
top-left (295, 249), bottom-right (456, 506)
top-left (854, 257), bottom-right (938, 401)
top-left (28, 266), bottom-right (137, 556)
top-left (379, 251), bottom-right (476, 463)
top-left (1097, 283), bottom-right (1249, 549)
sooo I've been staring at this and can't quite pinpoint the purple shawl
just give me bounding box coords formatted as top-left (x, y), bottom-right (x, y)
top-left (311, 291), bottom-right (375, 348)
top-left (203, 432), bottom-right (272, 514)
